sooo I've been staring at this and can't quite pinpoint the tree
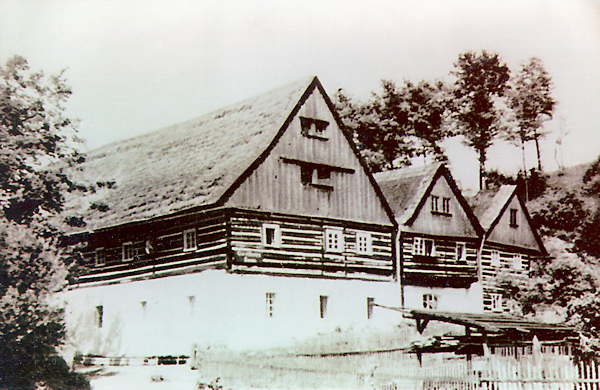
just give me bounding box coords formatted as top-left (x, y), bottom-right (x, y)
top-left (0, 56), bottom-right (89, 389)
top-left (335, 79), bottom-right (451, 172)
top-left (450, 51), bottom-right (511, 190)
top-left (508, 57), bottom-right (556, 172)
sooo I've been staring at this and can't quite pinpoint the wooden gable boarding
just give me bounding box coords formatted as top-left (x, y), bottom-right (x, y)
top-left (70, 77), bottom-right (397, 285)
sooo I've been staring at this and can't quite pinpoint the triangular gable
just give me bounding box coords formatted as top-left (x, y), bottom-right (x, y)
top-left (224, 77), bottom-right (397, 226)
top-left (484, 186), bottom-right (547, 255)
top-left (376, 164), bottom-right (483, 236)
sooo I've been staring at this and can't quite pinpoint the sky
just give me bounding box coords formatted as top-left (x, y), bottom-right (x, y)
top-left (1, 0), bottom-right (600, 191)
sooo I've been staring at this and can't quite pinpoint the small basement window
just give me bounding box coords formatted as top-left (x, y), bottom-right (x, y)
top-left (262, 224), bottom-right (281, 247)
top-left (183, 229), bottom-right (197, 251)
top-left (96, 305), bottom-right (103, 328)
top-left (325, 228), bottom-right (344, 253)
top-left (423, 294), bottom-right (438, 310)
top-left (266, 292), bottom-right (275, 318)
top-left (122, 242), bottom-right (134, 262)
top-left (319, 295), bottom-right (328, 319)
top-left (510, 208), bottom-right (518, 228)
top-left (95, 248), bottom-right (105, 267)
top-left (356, 232), bottom-right (373, 255)
top-left (300, 116), bottom-right (329, 140)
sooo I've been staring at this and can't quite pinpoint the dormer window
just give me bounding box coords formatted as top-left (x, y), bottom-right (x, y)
top-left (300, 117), bottom-right (329, 140)
top-left (509, 209), bottom-right (518, 228)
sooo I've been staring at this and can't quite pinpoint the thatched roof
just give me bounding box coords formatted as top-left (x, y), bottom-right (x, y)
top-left (469, 185), bottom-right (517, 231)
top-left (67, 77), bottom-right (314, 231)
top-left (373, 163), bottom-right (442, 225)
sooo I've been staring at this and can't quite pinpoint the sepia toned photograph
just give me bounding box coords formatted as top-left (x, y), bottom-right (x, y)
top-left (1, 1), bottom-right (600, 389)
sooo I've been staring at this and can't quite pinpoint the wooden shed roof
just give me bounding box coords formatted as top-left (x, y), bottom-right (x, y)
top-left (67, 77), bottom-right (314, 231)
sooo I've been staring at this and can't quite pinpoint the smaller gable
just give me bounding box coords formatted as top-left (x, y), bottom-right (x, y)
top-left (470, 185), bottom-right (547, 255)
top-left (375, 164), bottom-right (483, 236)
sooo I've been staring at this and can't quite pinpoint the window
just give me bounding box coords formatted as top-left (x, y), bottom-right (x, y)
top-left (431, 195), bottom-right (439, 212)
top-left (490, 250), bottom-right (501, 267)
top-left (367, 297), bottom-right (375, 319)
top-left (122, 242), bottom-right (134, 261)
top-left (490, 294), bottom-right (502, 312)
top-left (510, 208), bottom-right (518, 228)
top-left (442, 197), bottom-right (450, 214)
top-left (423, 294), bottom-right (438, 310)
top-left (325, 228), bottom-right (344, 253)
top-left (96, 305), bottom-right (103, 328)
top-left (356, 232), bottom-right (372, 255)
top-left (412, 237), bottom-right (436, 257)
top-left (455, 243), bottom-right (466, 261)
top-left (95, 248), bottom-right (105, 267)
top-left (266, 292), bottom-right (275, 318)
top-left (300, 116), bottom-right (329, 140)
top-left (513, 254), bottom-right (523, 270)
top-left (301, 165), bottom-right (333, 190)
top-left (262, 224), bottom-right (281, 247)
top-left (319, 295), bottom-right (328, 319)
top-left (183, 229), bottom-right (197, 251)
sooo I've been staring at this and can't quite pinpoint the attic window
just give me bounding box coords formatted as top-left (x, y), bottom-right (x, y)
top-left (431, 195), bottom-right (451, 216)
top-left (300, 165), bottom-right (333, 191)
top-left (300, 117), bottom-right (329, 140)
top-left (509, 208), bottom-right (518, 228)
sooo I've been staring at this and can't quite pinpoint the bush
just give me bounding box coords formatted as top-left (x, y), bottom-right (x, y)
top-left (532, 192), bottom-right (588, 234)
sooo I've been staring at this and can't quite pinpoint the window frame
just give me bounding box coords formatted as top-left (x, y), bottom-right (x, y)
top-left (355, 232), bottom-right (373, 255)
top-left (95, 248), bottom-right (106, 267)
top-left (300, 116), bottom-right (330, 140)
top-left (122, 242), bottom-right (134, 262)
top-left (266, 292), bottom-right (275, 318)
top-left (423, 294), bottom-right (438, 310)
top-left (324, 228), bottom-right (344, 253)
top-left (183, 228), bottom-right (197, 252)
top-left (319, 295), bottom-right (328, 319)
top-left (455, 242), bottom-right (467, 261)
top-left (490, 293), bottom-right (503, 312)
top-left (513, 253), bottom-right (523, 271)
top-left (431, 195), bottom-right (439, 212)
top-left (490, 249), bottom-right (501, 267)
top-left (442, 197), bottom-right (451, 214)
top-left (509, 208), bottom-right (518, 228)
top-left (262, 223), bottom-right (282, 248)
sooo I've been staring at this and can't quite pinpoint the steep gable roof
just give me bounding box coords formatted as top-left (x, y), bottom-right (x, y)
top-left (470, 185), bottom-right (547, 255)
top-left (67, 77), bottom-right (314, 231)
top-left (374, 163), bottom-right (483, 234)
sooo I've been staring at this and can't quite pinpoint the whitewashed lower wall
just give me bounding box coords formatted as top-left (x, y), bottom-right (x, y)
top-left (62, 270), bottom-right (403, 357)
top-left (403, 283), bottom-right (484, 313)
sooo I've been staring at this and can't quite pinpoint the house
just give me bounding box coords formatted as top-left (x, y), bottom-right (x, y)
top-left (470, 185), bottom-right (547, 312)
top-left (374, 164), bottom-right (485, 313)
top-left (62, 77), bottom-right (402, 357)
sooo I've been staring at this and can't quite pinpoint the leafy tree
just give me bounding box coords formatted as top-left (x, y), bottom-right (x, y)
top-left (0, 56), bottom-right (89, 389)
top-left (508, 57), bottom-right (556, 172)
top-left (335, 79), bottom-right (451, 172)
top-left (450, 51), bottom-right (511, 190)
